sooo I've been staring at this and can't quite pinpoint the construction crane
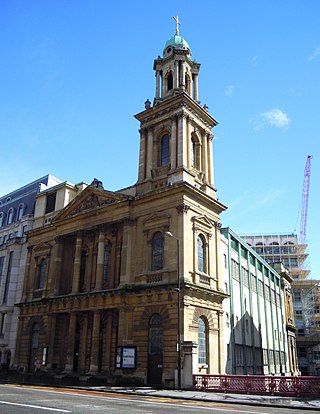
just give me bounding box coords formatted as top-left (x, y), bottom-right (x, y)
top-left (299, 155), bottom-right (312, 244)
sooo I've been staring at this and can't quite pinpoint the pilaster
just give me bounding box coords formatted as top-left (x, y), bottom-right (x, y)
top-left (88, 311), bottom-right (101, 373)
top-left (65, 313), bottom-right (76, 372)
top-left (95, 227), bottom-right (105, 290)
top-left (71, 232), bottom-right (82, 293)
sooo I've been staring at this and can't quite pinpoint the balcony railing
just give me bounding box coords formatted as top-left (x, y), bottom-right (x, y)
top-left (193, 374), bottom-right (320, 397)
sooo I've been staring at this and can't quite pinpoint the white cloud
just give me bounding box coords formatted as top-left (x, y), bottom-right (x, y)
top-left (224, 84), bottom-right (235, 96)
top-left (251, 109), bottom-right (290, 131)
top-left (261, 109), bottom-right (290, 128)
top-left (308, 47), bottom-right (320, 60)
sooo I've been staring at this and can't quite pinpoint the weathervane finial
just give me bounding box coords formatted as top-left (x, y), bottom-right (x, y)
top-left (173, 14), bottom-right (181, 35)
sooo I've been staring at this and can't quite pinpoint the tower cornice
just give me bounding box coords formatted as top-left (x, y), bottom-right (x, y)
top-left (134, 93), bottom-right (218, 129)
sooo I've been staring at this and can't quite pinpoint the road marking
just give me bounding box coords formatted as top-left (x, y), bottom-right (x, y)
top-left (0, 400), bottom-right (71, 412)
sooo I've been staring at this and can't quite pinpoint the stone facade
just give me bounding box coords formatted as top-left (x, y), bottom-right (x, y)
top-left (15, 29), bottom-right (228, 386)
top-left (0, 175), bottom-right (62, 368)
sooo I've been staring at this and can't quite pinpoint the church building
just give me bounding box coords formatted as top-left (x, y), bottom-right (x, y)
top-left (16, 22), bottom-right (275, 387)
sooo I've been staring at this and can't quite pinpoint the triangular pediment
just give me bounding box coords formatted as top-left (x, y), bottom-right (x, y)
top-left (33, 241), bottom-right (54, 253)
top-left (192, 214), bottom-right (214, 229)
top-left (54, 186), bottom-right (129, 222)
top-left (143, 212), bottom-right (171, 230)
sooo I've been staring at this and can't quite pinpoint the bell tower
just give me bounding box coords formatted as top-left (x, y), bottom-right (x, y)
top-left (135, 17), bottom-right (218, 199)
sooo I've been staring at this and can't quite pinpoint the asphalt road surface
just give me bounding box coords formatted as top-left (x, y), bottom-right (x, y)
top-left (0, 384), bottom-right (318, 414)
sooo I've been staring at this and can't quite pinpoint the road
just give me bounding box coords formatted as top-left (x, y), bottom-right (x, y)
top-left (0, 384), bottom-right (318, 414)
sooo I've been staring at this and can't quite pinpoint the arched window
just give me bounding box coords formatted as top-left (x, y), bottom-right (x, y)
top-left (31, 323), bottom-right (40, 349)
top-left (151, 232), bottom-right (164, 271)
top-left (79, 250), bottom-right (87, 292)
top-left (0, 213), bottom-right (3, 227)
top-left (7, 208), bottom-right (14, 225)
top-left (161, 134), bottom-right (170, 166)
top-left (191, 135), bottom-right (200, 169)
top-left (17, 204), bottom-right (24, 221)
top-left (198, 317), bottom-right (207, 365)
top-left (103, 242), bottom-right (112, 289)
top-left (197, 234), bottom-right (206, 273)
top-left (167, 72), bottom-right (173, 90)
top-left (38, 258), bottom-right (47, 289)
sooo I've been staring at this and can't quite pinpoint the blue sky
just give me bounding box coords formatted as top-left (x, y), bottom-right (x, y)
top-left (1, 1), bottom-right (319, 277)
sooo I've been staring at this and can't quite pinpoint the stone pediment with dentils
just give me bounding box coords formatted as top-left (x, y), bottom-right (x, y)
top-left (143, 212), bottom-right (171, 230)
top-left (192, 214), bottom-right (215, 230)
top-left (33, 241), bottom-right (54, 254)
top-left (54, 186), bottom-right (129, 222)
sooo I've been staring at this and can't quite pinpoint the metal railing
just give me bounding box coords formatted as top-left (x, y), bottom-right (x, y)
top-left (193, 374), bottom-right (320, 397)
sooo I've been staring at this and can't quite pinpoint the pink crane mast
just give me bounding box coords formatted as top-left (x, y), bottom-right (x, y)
top-left (299, 155), bottom-right (312, 244)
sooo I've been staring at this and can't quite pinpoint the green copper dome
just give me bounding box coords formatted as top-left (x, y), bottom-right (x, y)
top-left (164, 34), bottom-right (191, 53)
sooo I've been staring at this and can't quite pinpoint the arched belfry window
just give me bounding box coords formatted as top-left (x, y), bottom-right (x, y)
top-left (38, 258), bottom-right (47, 289)
top-left (167, 72), bottom-right (173, 90)
top-left (185, 74), bottom-right (191, 95)
top-left (197, 234), bottom-right (206, 273)
top-left (103, 242), bottom-right (112, 289)
top-left (198, 317), bottom-right (208, 365)
top-left (151, 231), bottom-right (164, 271)
top-left (161, 134), bottom-right (170, 166)
top-left (191, 134), bottom-right (201, 170)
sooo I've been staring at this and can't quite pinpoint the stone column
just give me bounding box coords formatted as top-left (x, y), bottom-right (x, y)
top-left (51, 239), bottom-right (63, 295)
top-left (155, 71), bottom-right (160, 99)
top-left (171, 116), bottom-right (177, 169)
top-left (95, 228), bottom-right (105, 290)
top-left (22, 247), bottom-right (33, 301)
top-left (161, 71), bottom-right (166, 97)
top-left (146, 128), bottom-right (153, 179)
top-left (64, 313), bottom-right (76, 372)
top-left (119, 219), bottom-right (132, 286)
top-left (207, 133), bottom-right (214, 185)
top-left (71, 232), bottom-right (82, 293)
top-left (79, 314), bottom-right (88, 372)
top-left (202, 131), bottom-right (208, 179)
top-left (193, 74), bottom-right (199, 101)
top-left (177, 115), bottom-right (187, 167)
top-left (88, 311), bottom-right (101, 373)
top-left (46, 314), bottom-right (57, 368)
top-left (180, 62), bottom-right (186, 90)
top-left (139, 128), bottom-right (146, 181)
top-left (174, 61), bottom-right (179, 89)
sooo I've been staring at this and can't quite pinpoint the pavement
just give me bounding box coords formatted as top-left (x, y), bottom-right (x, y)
top-left (76, 386), bottom-right (320, 411)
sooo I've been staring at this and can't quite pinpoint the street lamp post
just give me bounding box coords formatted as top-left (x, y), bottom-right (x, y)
top-left (165, 231), bottom-right (182, 389)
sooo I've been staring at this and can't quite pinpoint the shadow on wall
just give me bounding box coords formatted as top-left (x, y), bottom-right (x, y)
top-left (225, 311), bottom-right (264, 375)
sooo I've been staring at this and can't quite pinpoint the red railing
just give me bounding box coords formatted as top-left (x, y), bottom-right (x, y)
top-left (193, 374), bottom-right (320, 397)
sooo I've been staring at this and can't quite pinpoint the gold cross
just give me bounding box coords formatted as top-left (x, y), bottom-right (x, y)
top-left (173, 14), bottom-right (181, 35)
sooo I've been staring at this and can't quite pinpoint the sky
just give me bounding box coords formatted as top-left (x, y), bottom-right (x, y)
top-left (1, 1), bottom-right (319, 277)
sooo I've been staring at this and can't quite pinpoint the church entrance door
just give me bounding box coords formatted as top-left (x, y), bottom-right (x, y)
top-left (147, 314), bottom-right (163, 385)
